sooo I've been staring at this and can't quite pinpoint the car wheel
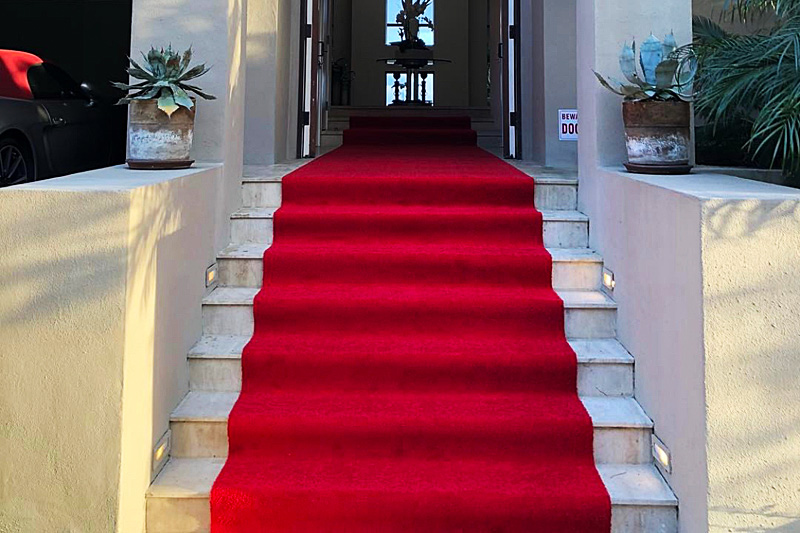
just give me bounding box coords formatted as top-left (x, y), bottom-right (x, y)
top-left (0, 137), bottom-right (34, 186)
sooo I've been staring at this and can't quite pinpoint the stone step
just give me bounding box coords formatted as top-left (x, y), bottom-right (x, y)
top-left (218, 243), bottom-right (602, 290)
top-left (229, 207), bottom-right (590, 249)
top-left (188, 336), bottom-right (633, 397)
top-left (240, 174), bottom-right (578, 211)
top-left (146, 459), bottom-right (677, 533)
top-left (169, 391), bottom-right (652, 465)
top-left (201, 287), bottom-right (616, 338)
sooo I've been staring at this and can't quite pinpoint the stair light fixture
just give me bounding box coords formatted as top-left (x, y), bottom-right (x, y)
top-left (206, 263), bottom-right (219, 288)
top-left (152, 429), bottom-right (172, 480)
top-left (602, 267), bottom-right (616, 292)
top-left (652, 435), bottom-right (672, 475)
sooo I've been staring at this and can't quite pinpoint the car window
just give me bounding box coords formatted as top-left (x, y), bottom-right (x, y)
top-left (27, 63), bottom-right (84, 100)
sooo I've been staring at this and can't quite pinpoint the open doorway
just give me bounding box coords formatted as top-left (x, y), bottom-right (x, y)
top-left (298, 0), bottom-right (517, 156)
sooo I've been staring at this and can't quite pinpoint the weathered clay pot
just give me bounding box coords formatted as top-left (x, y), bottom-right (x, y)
top-left (622, 100), bottom-right (692, 175)
top-left (127, 98), bottom-right (195, 170)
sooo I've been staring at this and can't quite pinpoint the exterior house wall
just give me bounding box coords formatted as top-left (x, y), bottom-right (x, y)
top-left (0, 165), bottom-right (222, 532)
top-left (244, 0), bottom-right (299, 164)
top-left (521, 0), bottom-right (578, 167)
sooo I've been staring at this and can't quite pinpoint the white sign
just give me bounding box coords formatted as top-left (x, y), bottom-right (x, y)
top-left (559, 109), bottom-right (578, 141)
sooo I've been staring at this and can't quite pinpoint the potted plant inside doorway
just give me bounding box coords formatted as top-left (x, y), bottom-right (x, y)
top-left (113, 45), bottom-right (216, 170)
top-left (595, 33), bottom-right (696, 174)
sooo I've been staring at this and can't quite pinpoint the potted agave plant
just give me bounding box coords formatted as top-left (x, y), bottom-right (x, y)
top-left (595, 33), bottom-right (695, 174)
top-left (113, 45), bottom-right (215, 170)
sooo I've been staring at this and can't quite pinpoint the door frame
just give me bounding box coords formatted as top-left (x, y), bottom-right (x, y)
top-left (501, 0), bottom-right (521, 158)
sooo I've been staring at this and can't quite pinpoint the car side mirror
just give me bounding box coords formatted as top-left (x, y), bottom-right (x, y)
top-left (80, 82), bottom-right (100, 104)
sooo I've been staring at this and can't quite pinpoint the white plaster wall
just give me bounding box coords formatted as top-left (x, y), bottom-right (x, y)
top-left (585, 168), bottom-right (800, 532)
top-left (700, 195), bottom-right (800, 531)
top-left (589, 168), bottom-right (709, 530)
top-left (0, 189), bottom-right (129, 532)
top-left (243, 0), bottom-right (299, 163)
top-left (244, 0), bottom-right (280, 164)
top-left (0, 165), bottom-right (221, 532)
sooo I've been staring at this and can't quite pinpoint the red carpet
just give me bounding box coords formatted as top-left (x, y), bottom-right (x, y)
top-left (210, 118), bottom-right (611, 531)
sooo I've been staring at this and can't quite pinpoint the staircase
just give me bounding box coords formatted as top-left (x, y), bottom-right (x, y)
top-left (323, 107), bottom-right (503, 151)
top-left (145, 158), bottom-right (678, 532)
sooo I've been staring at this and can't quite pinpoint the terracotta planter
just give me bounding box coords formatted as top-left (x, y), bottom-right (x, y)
top-left (622, 100), bottom-right (692, 175)
top-left (127, 99), bottom-right (195, 170)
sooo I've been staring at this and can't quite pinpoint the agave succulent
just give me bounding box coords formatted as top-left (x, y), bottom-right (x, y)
top-left (113, 45), bottom-right (216, 117)
top-left (595, 33), bottom-right (695, 101)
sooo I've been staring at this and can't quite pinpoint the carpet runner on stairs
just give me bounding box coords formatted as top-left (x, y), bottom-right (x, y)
top-left (210, 117), bottom-right (612, 532)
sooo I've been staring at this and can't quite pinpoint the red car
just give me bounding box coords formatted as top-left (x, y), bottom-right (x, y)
top-left (0, 50), bottom-right (115, 186)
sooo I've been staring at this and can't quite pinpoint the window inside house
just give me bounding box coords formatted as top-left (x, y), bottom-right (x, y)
top-left (386, 71), bottom-right (434, 105)
top-left (385, 0), bottom-right (434, 46)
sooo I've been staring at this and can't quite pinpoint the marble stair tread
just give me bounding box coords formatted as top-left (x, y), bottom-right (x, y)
top-left (242, 161), bottom-right (310, 182)
top-left (188, 335), bottom-right (633, 366)
top-left (230, 206), bottom-right (589, 222)
top-left (148, 459), bottom-right (675, 507)
top-left (202, 287), bottom-right (616, 309)
top-left (170, 391), bottom-right (652, 429)
top-left (218, 242), bottom-right (601, 263)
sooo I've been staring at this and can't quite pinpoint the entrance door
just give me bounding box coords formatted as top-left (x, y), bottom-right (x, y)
top-left (297, 0), bottom-right (330, 158)
top-left (501, 0), bottom-right (521, 158)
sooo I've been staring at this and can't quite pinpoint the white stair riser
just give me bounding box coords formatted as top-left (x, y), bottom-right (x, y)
top-left (145, 497), bottom-right (677, 533)
top-left (170, 419), bottom-right (651, 464)
top-left (241, 182), bottom-right (281, 208)
top-left (230, 217), bottom-right (589, 248)
top-left (218, 256), bottom-right (601, 290)
top-left (535, 184), bottom-right (577, 211)
top-left (188, 359), bottom-right (633, 397)
top-left (146, 498), bottom-right (209, 533)
top-left (611, 506), bottom-right (678, 533)
top-left (240, 181), bottom-right (577, 211)
top-left (202, 304), bottom-right (616, 338)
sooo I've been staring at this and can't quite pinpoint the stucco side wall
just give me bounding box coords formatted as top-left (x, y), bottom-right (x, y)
top-left (0, 190), bottom-right (129, 532)
top-left (701, 197), bottom-right (800, 531)
top-left (590, 168), bottom-right (709, 531)
top-left (0, 165), bottom-right (222, 532)
top-left (586, 169), bottom-right (800, 532)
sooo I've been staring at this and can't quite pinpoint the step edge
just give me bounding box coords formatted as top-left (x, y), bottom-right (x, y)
top-left (188, 335), bottom-right (633, 364)
top-left (147, 458), bottom-right (677, 507)
top-left (201, 288), bottom-right (616, 309)
top-left (170, 391), bottom-right (651, 428)
top-left (230, 207), bottom-right (588, 222)
top-left (217, 244), bottom-right (601, 263)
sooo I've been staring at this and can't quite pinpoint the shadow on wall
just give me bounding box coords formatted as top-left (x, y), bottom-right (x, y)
top-left (702, 199), bottom-right (800, 532)
top-left (0, 169), bottom-right (216, 530)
